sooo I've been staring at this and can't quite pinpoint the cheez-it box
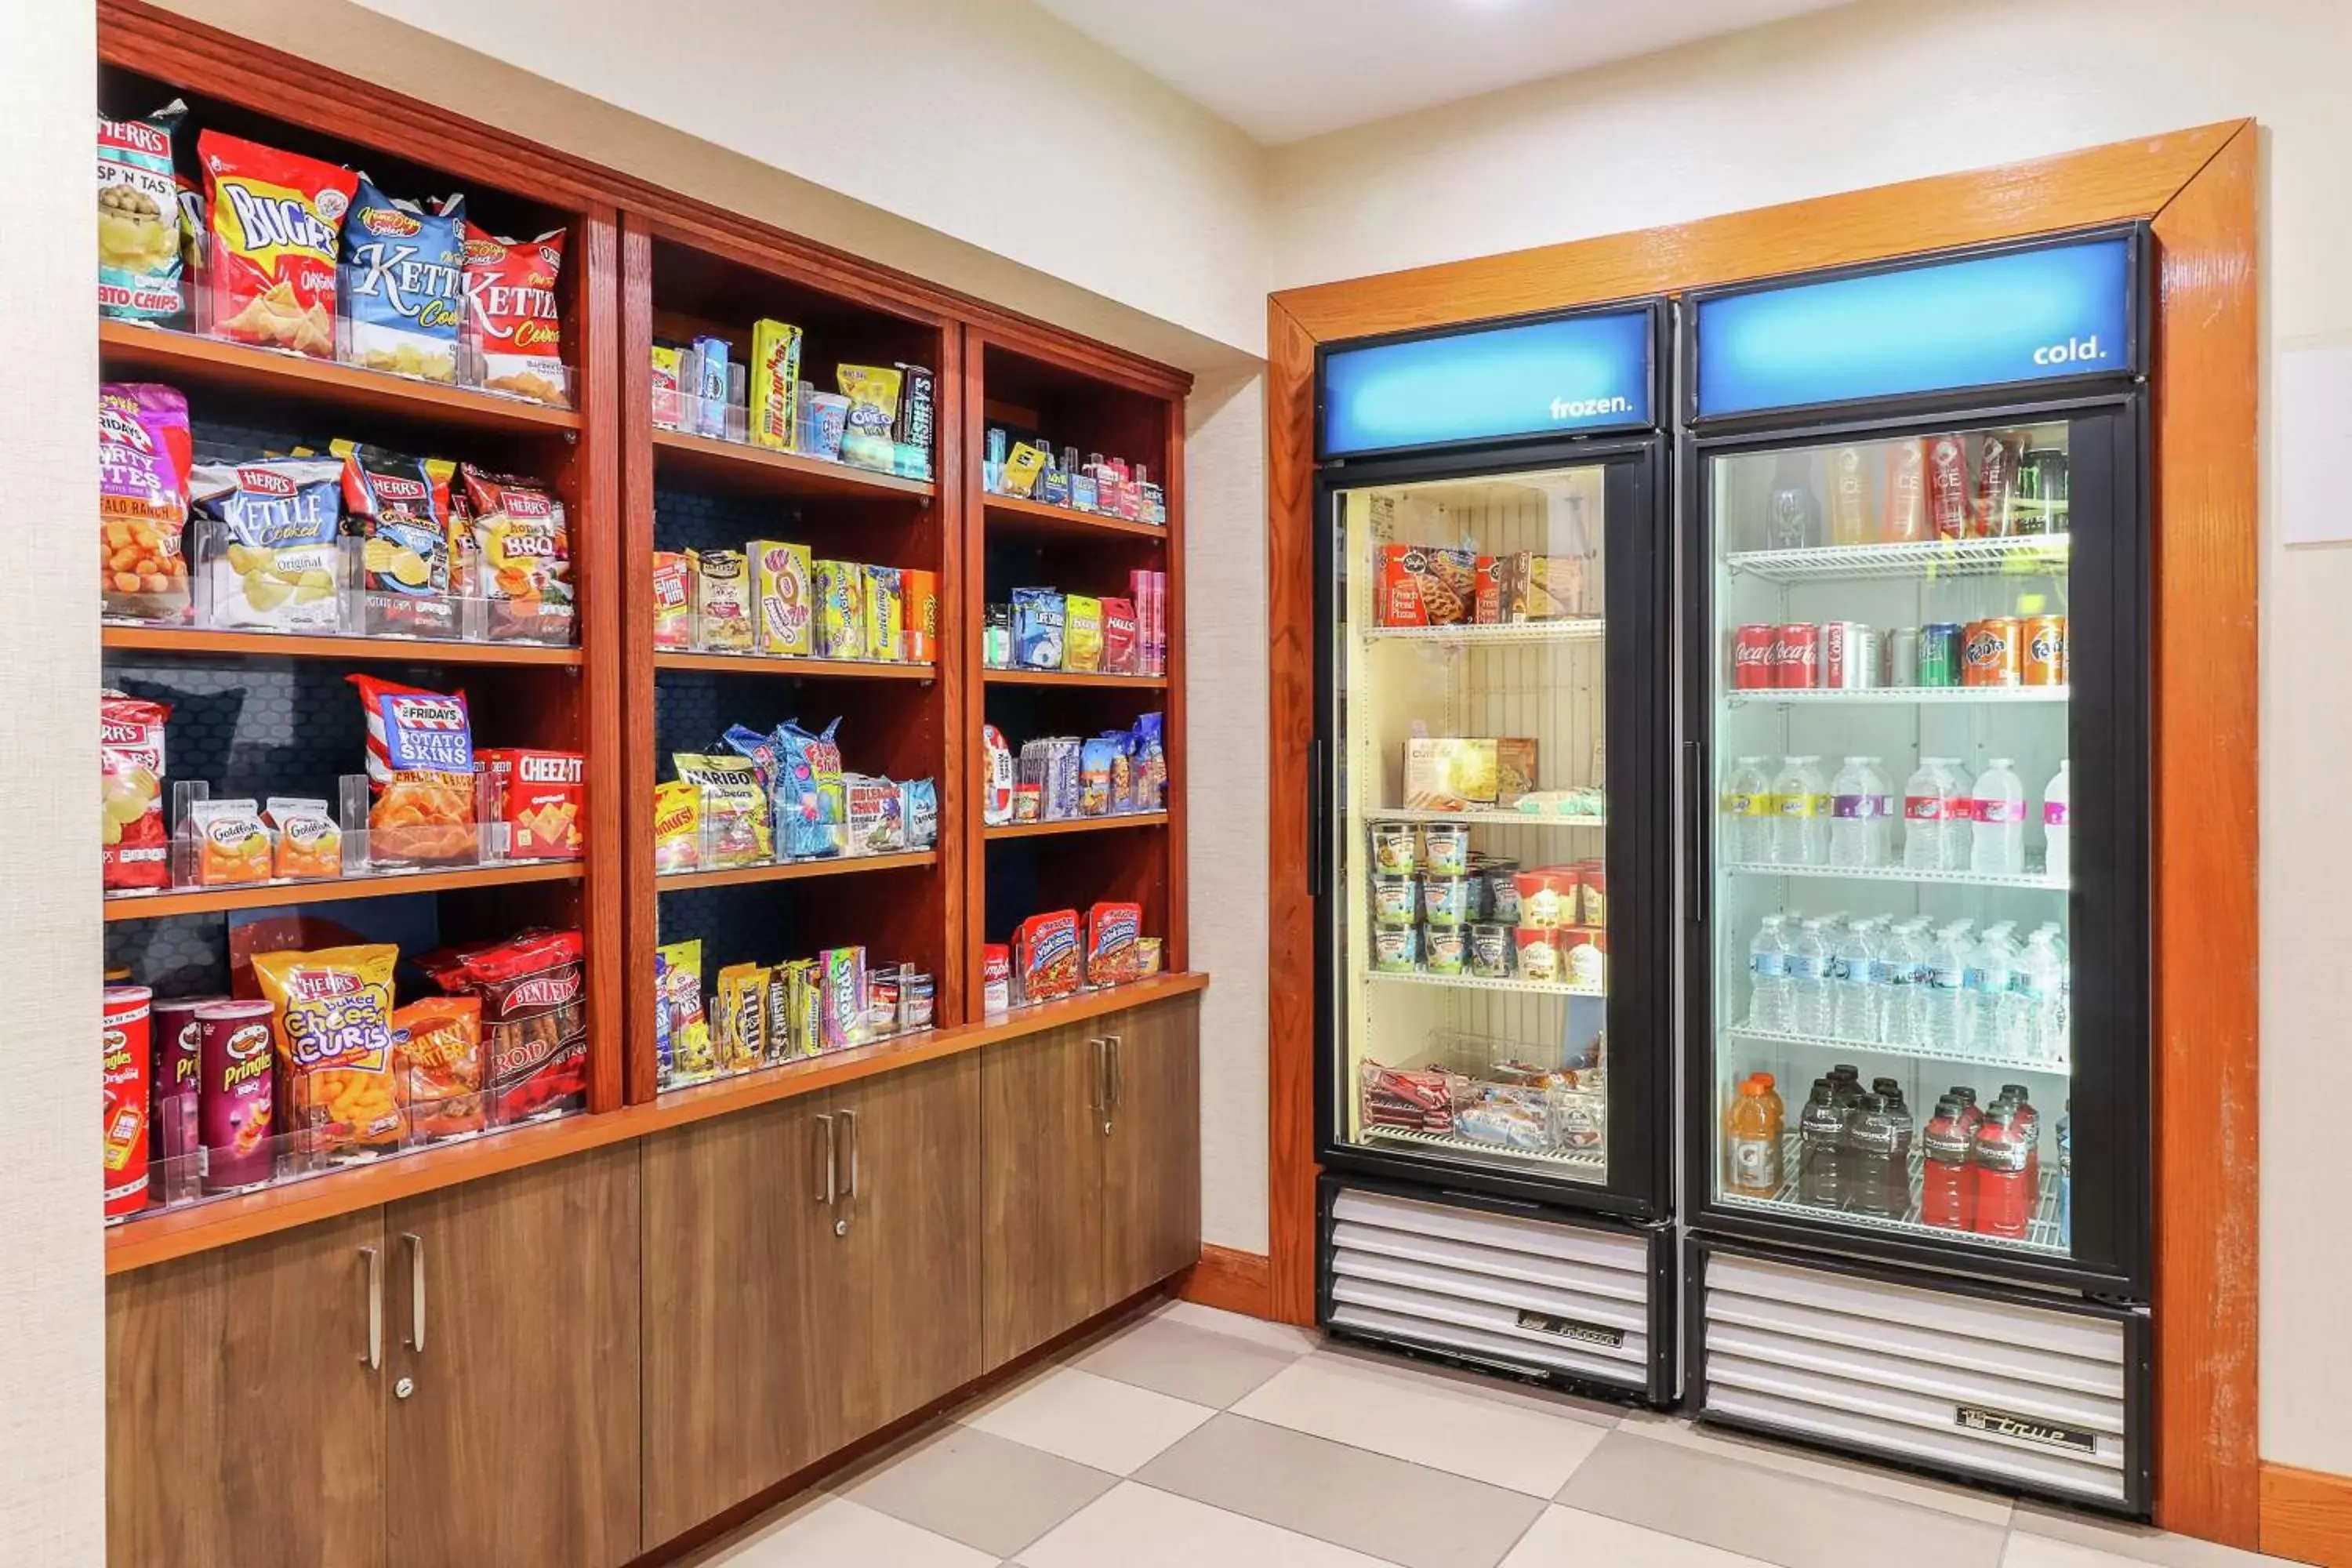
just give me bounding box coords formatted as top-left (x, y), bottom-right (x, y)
top-left (475, 748), bottom-right (585, 859)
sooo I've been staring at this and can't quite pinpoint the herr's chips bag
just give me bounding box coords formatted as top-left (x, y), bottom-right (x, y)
top-left (252, 943), bottom-right (406, 1157)
top-left (339, 443), bottom-right (452, 637)
top-left (98, 382), bottom-right (194, 623)
top-left (97, 101), bottom-right (188, 321)
top-left (339, 176), bottom-right (464, 383)
top-left (462, 225), bottom-right (568, 405)
top-left (190, 456), bottom-right (345, 632)
top-left (200, 130), bottom-right (356, 358)
top-left (460, 465), bottom-right (573, 642)
top-left (350, 673), bottom-right (477, 865)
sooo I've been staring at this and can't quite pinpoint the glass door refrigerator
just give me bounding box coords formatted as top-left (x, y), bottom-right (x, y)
top-left (1309, 302), bottom-right (1675, 1405)
top-left (1678, 232), bottom-right (2154, 1515)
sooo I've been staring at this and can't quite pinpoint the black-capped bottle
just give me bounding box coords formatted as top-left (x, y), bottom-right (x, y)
top-left (1798, 1078), bottom-right (1844, 1209)
top-left (1875, 1082), bottom-right (1916, 1218)
top-left (1843, 1093), bottom-right (1904, 1218)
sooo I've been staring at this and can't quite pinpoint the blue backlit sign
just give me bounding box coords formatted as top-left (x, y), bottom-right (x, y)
top-left (1320, 308), bottom-right (1654, 458)
top-left (1693, 237), bottom-right (2136, 419)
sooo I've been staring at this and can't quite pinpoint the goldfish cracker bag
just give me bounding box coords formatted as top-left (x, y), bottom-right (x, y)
top-left (391, 996), bottom-right (484, 1141)
top-left (97, 100), bottom-right (189, 321)
top-left (252, 944), bottom-right (406, 1157)
top-left (266, 796), bottom-right (342, 879)
top-left (461, 466), bottom-right (573, 642)
top-left (98, 383), bottom-right (194, 624)
top-left (190, 798), bottom-right (271, 886)
top-left (100, 691), bottom-right (172, 890)
top-left (350, 673), bottom-right (477, 865)
top-left (199, 131), bottom-right (355, 358)
top-left (461, 226), bottom-right (568, 405)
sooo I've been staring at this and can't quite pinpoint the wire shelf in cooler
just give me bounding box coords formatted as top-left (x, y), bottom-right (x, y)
top-left (1725, 535), bottom-right (2071, 583)
top-left (1721, 860), bottom-right (2065, 891)
top-left (1725, 1022), bottom-right (2070, 1076)
top-left (1360, 618), bottom-right (1606, 646)
top-left (1362, 968), bottom-right (1604, 999)
top-left (1362, 1123), bottom-right (1607, 1174)
top-left (1727, 686), bottom-right (2069, 710)
top-left (1717, 1131), bottom-right (2068, 1254)
top-left (1364, 807), bottom-right (1606, 829)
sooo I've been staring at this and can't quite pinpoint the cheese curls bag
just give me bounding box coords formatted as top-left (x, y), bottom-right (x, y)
top-left (199, 131), bottom-right (356, 358)
top-left (350, 673), bottom-right (477, 865)
top-left (252, 944), bottom-right (405, 1157)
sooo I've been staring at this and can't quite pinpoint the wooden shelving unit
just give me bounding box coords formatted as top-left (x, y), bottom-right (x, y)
top-left (655, 849), bottom-right (937, 891)
top-left (983, 813), bottom-right (1168, 840)
top-left (650, 650), bottom-right (934, 681)
top-left (650, 426), bottom-right (935, 501)
top-left (102, 626), bottom-right (584, 667)
top-left (982, 491), bottom-right (1168, 543)
top-left (104, 860), bottom-right (584, 921)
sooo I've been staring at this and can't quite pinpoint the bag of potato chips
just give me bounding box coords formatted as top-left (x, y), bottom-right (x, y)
top-left (97, 101), bottom-right (188, 321)
top-left (350, 673), bottom-right (478, 865)
top-left (200, 130), bottom-right (356, 358)
top-left (461, 465), bottom-right (573, 642)
top-left (190, 457), bottom-right (345, 632)
top-left (339, 176), bottom-right (463, 383)
top-left (252, 943), bottom-right (406, 1158)
top-left (99, 382), bottom-right (194, 624)
top-left (339, 444), bottom-right (453, 637)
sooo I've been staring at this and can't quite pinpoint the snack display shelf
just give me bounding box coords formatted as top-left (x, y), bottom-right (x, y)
top-left (655, 848), bottom-right (938, 892)
top-left (1717, 1131), bottom-right (2068, 1254)
top-left (1725, 1022), bottom-right (2071, 1076)
top-left (103, 858), bottom-right (585, 921)
top-left (1721, 860), bottom-right (2066, 891)
top-left (985, 812), bottom-right (1169, 840)
top-left (1369, 806), bottom-right (1606, 829)
top-left (1728, 686), bottom-right (2070, 709)
top-left (98, 319), bottom-right (581, 434)
top-left (650, 426), bottom-right (935, 502)
top-left (102, 625), bottom-right (584, 668)
top-left (1361, 618), bottom-right (1607, 645)
top-left (1364, 1123), bottom-right (1607, 1174)
top-left (652, 650), bottom-right (936, 681)
top-left (984, 668), bottom-right (1170, 690)
top-left (1725, 535), bottom-right (2071, 583)
top-left (983, 492), bottom-right (1167, 543)
top-left (1363, 968), bottom-right (1606, 999)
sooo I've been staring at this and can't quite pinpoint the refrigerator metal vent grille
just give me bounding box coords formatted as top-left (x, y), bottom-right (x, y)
top-left (1327, 1187), bottom-right (1650, 1390)
top-left (1697, 1250), bottom-right (2130, 1503)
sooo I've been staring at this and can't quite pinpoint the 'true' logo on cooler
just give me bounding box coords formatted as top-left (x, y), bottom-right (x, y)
top-left (2033, 335), bottom-right (2107, 366)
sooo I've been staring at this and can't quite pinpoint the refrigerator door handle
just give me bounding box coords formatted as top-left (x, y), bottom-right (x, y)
top-left (1685, 737), bottom-right (1709, 925)
top-left (1306, 738), bottom-right (1327, 897)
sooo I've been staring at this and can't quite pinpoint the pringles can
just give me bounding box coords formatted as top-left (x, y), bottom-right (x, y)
top-left (2023, 614), bottom-right (2068, 687)
top-left (197, 999), bottom-right (276, 1192)
top-left (1918, 623), bottom-right (1964, 688)
top-left (150, 993), bottom-right (218, 1192)
top-left (102, 985), bottom-right (153, 1219)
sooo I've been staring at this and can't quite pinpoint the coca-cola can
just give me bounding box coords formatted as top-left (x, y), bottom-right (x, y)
top-left (1823, 621), bottom-right (1880, 689)
top-left (1771, 623), bottom-right (1820, 689)
top-left (1886, 626), bottom-right (1921, 688)
top-left (1731, 625), bottom-right (1776, 690)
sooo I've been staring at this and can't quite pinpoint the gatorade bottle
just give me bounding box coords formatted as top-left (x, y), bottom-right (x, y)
top-left (1947, 1085), bottom-right (1983, 1142)
top-left (1843, 1094), bottom-right (1903, 1218)
top-left (1973, 1106), bottom-right (2033, 1239)
top-left (1797, 1079), bottom-right (1843, 1208)
top-left (2000, 1084), bottom-right (2042, 1185)
top-left (1726, 1079), bottom-right (1782, 1196)
top-left (1920, 1097), bottom-right (1975, 1230)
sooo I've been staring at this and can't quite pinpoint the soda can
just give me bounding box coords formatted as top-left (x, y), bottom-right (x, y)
top-left (1925, 434), bottom-right (1971, 541)
top-left (1886, 626), bottom-right (1921, 688)
top-left (2018, 446), bottom-right (2069, 535)
top-left (1822, 621), bottom-right (1879, 688)
top-left (1918, 623), bottom-right (1964, 688)
top-left (1770, 623), bottom-right (1820, 688)
top-left (2023, 614), bottom-right (2068, 686)
top-left (1731, 624), bottom-right (1776, 690)
top-left (1880, 439), bottom-right (1929, 543)
top-left (1962, 616), bottom-right (2023, 688)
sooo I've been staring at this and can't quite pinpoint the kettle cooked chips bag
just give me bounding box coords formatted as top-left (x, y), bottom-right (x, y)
top-left (339, 176), bottom-right (464, 382)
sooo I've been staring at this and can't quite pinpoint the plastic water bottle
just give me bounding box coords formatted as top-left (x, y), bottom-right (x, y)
top-left (1785, 919), bottom-right (1833, 1036)
top-left (1965, 923), bottom-right (2019, 1057)
top-left (1876, 918), bottom-right (1923, 1046)
top-left (1924, 924), bottom-right (1969, 1051)
top-left (1747, 916), bottom-right (1791, 1033)
top-left (1832, 919), bottom-right (1879, 1040)
top-left (1937, 758), bottom-right (1977, 871)
top-left (2011, 926), bottom-right (2066, 1062)
top-left (2042, 760), bottom-right (2071, 882)
top-left (1723, 756), bottom-right (1776, 864)
top-left (1972, 758), bottom-right (2027, 875)
top-left (1903, 759), bottom-right (1946, 871)
top-left (1773, 756), bottom-right (1828, 866)
top-left (1829, 757), bottom-right (1889, 869)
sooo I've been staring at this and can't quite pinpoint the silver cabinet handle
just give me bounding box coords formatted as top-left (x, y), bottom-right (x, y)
top-left (403, 1232), bottom-right (426, 1353)
top-left (840, 1109), bottom-right (859, 1200)
top-left (1108, 1034), bottom-right (1124, 1112)
top-left (361, 1246), bottom-right (382, 1370)
top-left (815, 1112), bottom-right (837, 1206)
top-left (1088, 1037), bottom-right (1105, 1112)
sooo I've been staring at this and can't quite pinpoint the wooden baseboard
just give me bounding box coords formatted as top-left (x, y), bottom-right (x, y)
top-left (2263, 1464), bottom-right (2352, 1567)
top-left (1175, 1244), bottom-right (1273, 1319)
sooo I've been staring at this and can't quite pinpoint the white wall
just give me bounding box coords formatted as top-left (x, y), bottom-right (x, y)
top-left (0, 2), bottom-right (105, 1564)
top-left (1272, 0), bottom-right (2348, 1475)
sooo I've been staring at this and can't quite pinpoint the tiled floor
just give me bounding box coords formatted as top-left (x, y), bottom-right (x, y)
top-left (681, 1301), bottom-right (2295, 1568)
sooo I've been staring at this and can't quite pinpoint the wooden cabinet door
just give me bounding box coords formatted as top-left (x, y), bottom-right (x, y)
top-left (383, 1144), bottom-right (641, 1568)
top-left (837, 1051), bottom-right (984, 1441)
top-left (1102, 994), bottom-right (1203, 1303)
top-left (107, 1210), bottom-right (387, 1568)
top-left (980, 1022), bottom-right (1109, 1364)
top-left (640, 1097), bottom-right (844, 1545)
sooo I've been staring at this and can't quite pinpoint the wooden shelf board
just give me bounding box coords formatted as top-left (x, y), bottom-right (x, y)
top-left (983, 669), bottom-right (1169, 690)
top-left (102, 626), bottom-right (583, 667)
top-left (103, 860), bottom-right (584, 922)
top-left (98, 320), bottom-right (581, 433)
top-left (650, 426), bottom-right (935, 500)
top-left (656, 849), bottom-right (938, 891)
top-left (983, 492), bottom-right (1167, 543)
top-left (103, 972), bottom-right (1210, 1274)
top-left (652, 651), bottom-right (935, 681)
top-left (985, 813), bottom-right (1168, 841)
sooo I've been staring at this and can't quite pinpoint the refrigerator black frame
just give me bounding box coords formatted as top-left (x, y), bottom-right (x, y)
top-left (1319, 1171), bottom-right (1676, 1407)
top-left (1683, 1233), bottom-right (2153, 1519)
top-left (1676, 386), bottom-right (2153, 1299)
top-left (1311, 426), bottom-right (1674, 1223)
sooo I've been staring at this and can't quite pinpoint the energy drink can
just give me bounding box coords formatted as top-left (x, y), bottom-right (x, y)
top-left (1918, 623), bottom-right (1964, 688)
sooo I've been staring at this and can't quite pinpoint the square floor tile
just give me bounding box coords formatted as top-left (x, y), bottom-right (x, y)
top-left (960, 1364), bottom-right (1215, 1474)
top-left (1018, 1480), bottom-right (1400, 1568)
top-left (1617, 1410), bottom-right (2016, 1525)
top-left (834, 1422), bottom-right (1117, 1559)
top-left (1558, 1431), bottom-right (2008, 1568)
top-left (1073, 1313), bottom-right (1304, 1407)
top-left (688, 1493), bottom-right (995, 1567)
top-left (2007, 1508), bottom-right (2298, 1567)
top-left (1504, 1506), bottom-right (1768, 1566)
top-left (1137, 1411), bottom-right (1544, 1568)
top-left (1232, 1348), bottom-right (1611, 1496)
top-left (1151, 1298), bottom-right (1326, 1357)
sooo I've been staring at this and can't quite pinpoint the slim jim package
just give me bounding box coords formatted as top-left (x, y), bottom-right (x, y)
top-left (417, 927), bottom-right (587, 1124)
top-left (751, 318), bottom-right (804, 450)
top-left (474, 748), bottom-right (585, 858)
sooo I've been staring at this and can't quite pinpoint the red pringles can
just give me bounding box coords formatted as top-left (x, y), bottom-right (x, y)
top-left (2023, 614), bottom-right (2068, 686)
top-left (103, 985), bottom-right (153, 1219)
top-left (1822, 621), bottom-right (1879, 689)
top-left (1771, 623), bottom-right (1820, 688)
top-left (197, 999), bottom-right (277, 1192)
top-left (151, 994), bottom-right (217, 1190)
top-left (1962, 617), bottom-right (2024, 688)
top-left (1731, 625), bottom-right (1777, 690)
top-left (1925, 434), bottom-right (1971, 541)
top-left (1881, 438), bottom-right (1929, 543)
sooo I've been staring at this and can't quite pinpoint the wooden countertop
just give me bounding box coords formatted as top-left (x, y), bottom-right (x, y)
top-left (106, 972), bottom-right (1208, 1275)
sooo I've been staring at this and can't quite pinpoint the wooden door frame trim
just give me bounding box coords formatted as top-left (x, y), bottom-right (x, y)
top-left (1262, 122), bottom-right (2259, 1548)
